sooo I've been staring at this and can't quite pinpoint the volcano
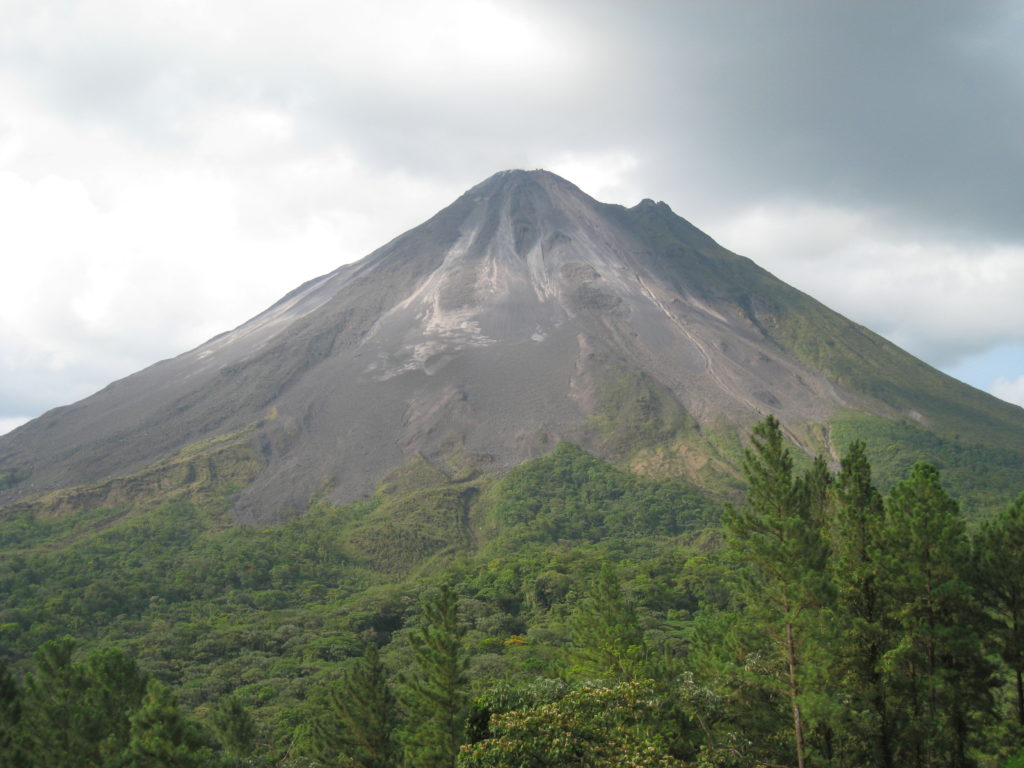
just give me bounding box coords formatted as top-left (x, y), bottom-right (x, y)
top-left (2, 169), bottom-right (1022, 521)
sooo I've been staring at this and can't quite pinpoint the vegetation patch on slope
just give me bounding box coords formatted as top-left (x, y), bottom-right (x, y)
top-left (587, 364), bottom-right (694, 457)
top-left (1, 426), bottom-right (264, 523)
top-left (829, 412), bottom-right (1024, 517)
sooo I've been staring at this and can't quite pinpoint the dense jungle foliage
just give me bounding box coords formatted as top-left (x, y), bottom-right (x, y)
top-left (1, 423), bottom-right (1023, 767)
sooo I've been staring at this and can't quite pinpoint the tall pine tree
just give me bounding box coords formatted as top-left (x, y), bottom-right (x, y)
top-left (722, 416), bottom-right (829, 768)
top-left (126, 678), bottom-right (213, 768)
top-left (81, 646), bottom-right (150, 765)
top-left (312, 644), bottom-right (398, 768)
top-left (569, 563), bottom-right (648, 682)
top-left (209, 694), bottom-right (259, 762)
top-left (828, 440), bottom-right (893, 768)
top-left (403, 584), bottom-right (469, 768)
top-left (0, 660), bottom-right (27, 768)
top-left (19, 637), bottom-right (89, 767)
top-left (972, 492), bottom-right (1024, 731)
top-left (883, 462), bottom-right (993, 768)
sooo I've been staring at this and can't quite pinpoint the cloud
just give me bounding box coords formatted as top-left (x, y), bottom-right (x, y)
top-left (0, 0), bottom-right (1022, 420)
top-left (716, 202), bottom-right (1024, 368)
top-left (993, 376), bottom-right (1024, 410)
top-left (601, 1), bottom-right (1024, 242)
top-left (0, 418), bottom-right (29, 437)
top-left (6, 1), bottom-right (1021, 236)
top-left (546, 151), bottom-right (641, 203)
top-left (0, 161), bottom-right (458, 416)
top-left (0, 0), bottom-right (584, 173)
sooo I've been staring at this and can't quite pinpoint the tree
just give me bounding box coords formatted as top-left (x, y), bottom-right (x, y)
top-left (19, 636), bottom-right (90, 767)
top-left (0, 660), bottom-right (27, 768)
top-left (459, 680), bottom-right (685, 768)
top-left (12, 638), bottom-right (157, 767)
top-left (81, 646), bottom-right (150, 764)
top-left (883, 462), bottom-right (994, 768)
top-left (972, 492), bottom-right (1024, 730)
top-left (311, 645), bottom-right (398, 768)
top-left (126, 678), bottom-right (214, 768)
top-left (403, 584), bottom-right (469, 768)
top-left (569, 563), bottom-right (648, 682)
top-left (209, 694), bottom-right (259, 762)
top-left (828, 440), bottom-right (893, 767)
top-left (722, 416), bottom-right (829, 768)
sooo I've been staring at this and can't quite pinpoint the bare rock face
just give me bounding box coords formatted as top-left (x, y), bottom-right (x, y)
top-left (2, 170), bottom-right (1022, 521)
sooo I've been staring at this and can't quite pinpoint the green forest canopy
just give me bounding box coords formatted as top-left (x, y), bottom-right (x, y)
top-left (1, 423), bottom-right (1023, 766)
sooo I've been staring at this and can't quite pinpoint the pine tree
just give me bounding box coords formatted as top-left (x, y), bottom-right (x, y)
top-left (803, 453), bottom-right (834, 532)
top-left (19, 636), bottom-right (90, 767)
top-left (14, 639), bottom-right (153, 767)
top-left (829, 440), bottom-right (893, 767)
top-left (0, 659), bottom-right (27, 768)
top-left (722, 415), bottom-right (829, 768)
top-left (209, 694), bottom-right (259, 762)
top-left (972, 492), bottom-right (1024, 730)
top-left (126, 678), bottom-right (213, 768)
top-left (569, 563), bottom-right (648, 682)
top-left (883, 462), bottom-right (994, 768)
top-left (82, 646), bottom-right (150, 764)
top-left (312, 645), bottom-right (398, 768)
top-left (403, 584), bottom-right (469, 768)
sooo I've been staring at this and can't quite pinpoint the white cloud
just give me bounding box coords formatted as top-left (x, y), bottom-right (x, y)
top-left (716, 203), bottom-right (1024, 368)
top-left (993, 375), bottom-right (1024, 409)
top-left (0, 158), bottom-right (459, 415)
top-left (546, 150), bottom-right (641, 203)
top-left (190, 107), bottom-right (295, 159)
top-left (0, 418), bottom-right (30, 437)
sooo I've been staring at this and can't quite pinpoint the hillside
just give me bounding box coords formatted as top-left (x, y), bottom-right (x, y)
top-left (2, 170), bottom-right (1022, 523)
top-left (2, 170), bottom-right (1023, 765)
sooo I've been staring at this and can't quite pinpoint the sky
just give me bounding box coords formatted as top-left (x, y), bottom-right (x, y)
top-left (1, 0), bottom-right (1023, 436)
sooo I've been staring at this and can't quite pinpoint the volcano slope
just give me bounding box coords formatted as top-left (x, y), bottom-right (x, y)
top-left (1, 169), bottom-right (1022, 521)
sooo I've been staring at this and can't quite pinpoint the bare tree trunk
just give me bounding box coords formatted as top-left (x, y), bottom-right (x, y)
top-left (785, 621), bottom-right (807, 768)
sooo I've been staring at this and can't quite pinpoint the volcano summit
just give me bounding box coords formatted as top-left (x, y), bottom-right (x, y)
top-left (2, 170), bottom-right (1022, 521)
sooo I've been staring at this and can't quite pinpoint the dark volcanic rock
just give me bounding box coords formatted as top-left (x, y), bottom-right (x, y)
top-left (2, 170), bottom-right (1022, 521)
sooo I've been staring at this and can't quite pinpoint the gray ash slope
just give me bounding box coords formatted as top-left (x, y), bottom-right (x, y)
top-left (2, 170), bottom-right (1022, 521)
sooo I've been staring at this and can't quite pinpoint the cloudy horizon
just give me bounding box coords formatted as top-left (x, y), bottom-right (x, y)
top-left (2, 0), bottom-right (1022, 436)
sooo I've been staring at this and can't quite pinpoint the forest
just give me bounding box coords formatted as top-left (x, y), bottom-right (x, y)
top-left (1, 416), bottom-right (1023, 767)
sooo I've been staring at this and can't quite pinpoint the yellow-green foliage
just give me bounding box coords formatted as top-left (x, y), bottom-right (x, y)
top-left (588, 364), bottom-right (694, 458)
top-left (627, 432), bottom-right (744, 498)
top-left (346, 486), bottom-right (474, 575)
top-left (483, 443), bottom-right (717, 546)
top-left (459, 681), bottom-right (685, 768)
top-left (375, 454), bottom-right (452, 497)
